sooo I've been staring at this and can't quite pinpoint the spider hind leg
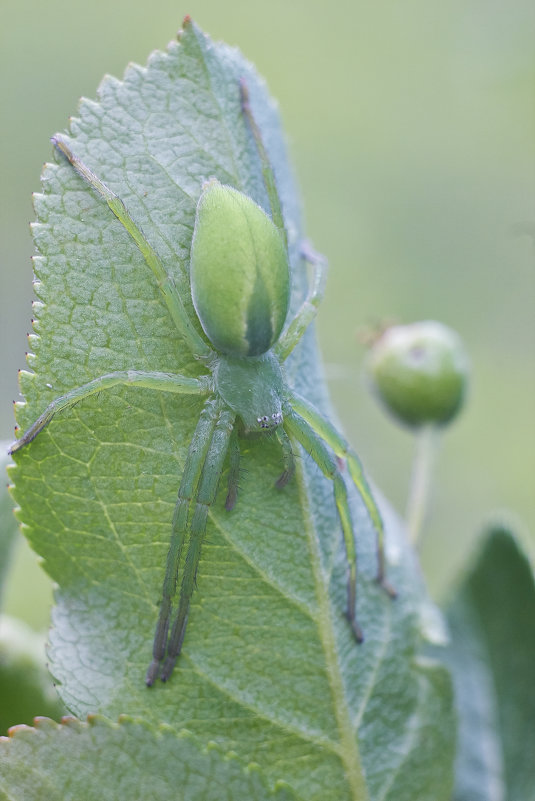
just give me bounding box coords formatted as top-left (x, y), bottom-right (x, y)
top-left (289, 391), bottom-right (397, 601)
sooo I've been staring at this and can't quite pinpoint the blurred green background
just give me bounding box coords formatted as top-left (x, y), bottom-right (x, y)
top-left (1, 0), bottom-right (534, 633)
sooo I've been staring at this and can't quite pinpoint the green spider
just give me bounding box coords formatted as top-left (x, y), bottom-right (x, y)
top-left (10, 81), bottom-right (395, 686)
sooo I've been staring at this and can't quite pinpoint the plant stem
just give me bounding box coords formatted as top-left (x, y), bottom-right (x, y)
top-left (406, 424), bottom-right (439, 546)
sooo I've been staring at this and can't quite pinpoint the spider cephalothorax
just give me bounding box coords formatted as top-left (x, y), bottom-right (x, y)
top-left (213, 350), bottom-right (285, 434)
top-left (10, 81), bottom-right (394, 686)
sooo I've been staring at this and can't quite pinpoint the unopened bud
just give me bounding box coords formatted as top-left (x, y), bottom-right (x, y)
top-left (367, 321), bottom-right (469, 427)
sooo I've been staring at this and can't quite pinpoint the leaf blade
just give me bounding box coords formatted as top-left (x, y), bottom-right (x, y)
top-left (10, 20), bottom-right (455, 800)
top-left (0, 716), bottom-right (298, 801)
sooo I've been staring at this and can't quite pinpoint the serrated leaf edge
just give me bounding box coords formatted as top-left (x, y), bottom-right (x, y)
top-left (1, 714), bottom-right (298, 799)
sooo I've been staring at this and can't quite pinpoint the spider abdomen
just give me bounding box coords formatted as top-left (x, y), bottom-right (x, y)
top-left (190, 181), bottom-right (290, 358)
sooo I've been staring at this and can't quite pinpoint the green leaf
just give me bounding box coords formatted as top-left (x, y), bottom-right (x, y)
top-left (0, 444), bottom-right (18, 599)
top-left (9, 20), bottom-right (454, 800)
top-left (445, 525), bottom-right (535, 801)
top-left (0, 715), bottom-right (297, 801)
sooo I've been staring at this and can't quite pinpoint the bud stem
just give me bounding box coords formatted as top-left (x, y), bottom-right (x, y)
top-left (406, 424), bottom-right (439, 545)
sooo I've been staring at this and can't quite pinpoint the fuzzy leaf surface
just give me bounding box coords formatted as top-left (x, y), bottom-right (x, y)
top-left (445, 526), bottom-right (535, 801)
top-left (10, 20), bottom-right (454, 800)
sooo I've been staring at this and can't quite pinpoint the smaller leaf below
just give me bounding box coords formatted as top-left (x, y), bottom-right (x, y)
top-left (0, 715), bottom-right (298, 801)
top-left (444, 524), bottom-right (535, 801)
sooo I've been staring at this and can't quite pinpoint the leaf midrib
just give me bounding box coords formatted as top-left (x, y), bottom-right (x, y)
top-left (185, 448), bottom-right (367, 798)
top-left (294, 443), bottom-right (368, 800)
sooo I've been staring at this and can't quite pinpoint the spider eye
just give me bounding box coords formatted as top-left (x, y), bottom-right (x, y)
top-left (256, 412), bottom-right (282, 430)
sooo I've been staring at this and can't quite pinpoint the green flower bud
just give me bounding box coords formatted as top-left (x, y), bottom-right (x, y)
top-left (367, 321), bottom-right (469, 427)
top-left (190, 180), bottom-right (290, 357)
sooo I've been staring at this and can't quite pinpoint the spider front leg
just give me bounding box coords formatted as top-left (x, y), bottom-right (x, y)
top-left (10, 371), bottom-right (210, 454)
top-left (146, 396), bottom-right (221, 686)
top-left (289, 391), bottom-right (396, 599)
top-left (283, 405), bottom-right (365, 642)
top-left (159, 405), bottom-right (236, 683)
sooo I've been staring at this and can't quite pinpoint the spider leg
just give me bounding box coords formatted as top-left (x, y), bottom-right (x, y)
top-left (283, 406), bottom-right (364, 642)
top-left (159, 405), bottom-right (236, 682)
top-left (275, 243), bottom-right (328, 362)
top-left (225, 425), bottom-right (241, 511)
top-left (53, 136), bottom-right (213, 361)
top-left (240, 79), bottom-right (327, 361)
top-left (146, 396), bottom-right (223, 685)
top-left (275, 425), bottom-right (295, 489)
top-left (240, 80), bottom-right (286, 246)
top-left (10, 371), bottom-right (211, 454)
top-left (289, 392), bottom-right (396, 598)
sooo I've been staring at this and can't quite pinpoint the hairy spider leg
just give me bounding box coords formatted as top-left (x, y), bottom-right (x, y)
top-left (146, 396), bottom-right (222, 686)
top-left (160, 405), bottom-right (236, 682)
top-left (282, 406), bottom-right (364, 642)
top-left (224, 425), bottom-right (241, 511)
top-left (10, 371), bottom-right (210, 454)
top-left (52, 136), bottom-right (213, 362)
top-left (289, 392), bottom-right (397, 598)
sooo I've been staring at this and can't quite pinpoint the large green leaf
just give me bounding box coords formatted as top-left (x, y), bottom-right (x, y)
top-left (0, 715), bottom-right (296, 801)
top-left (445, 525), bottom-right (535, 801)
top-left (8, 20), bottom-right (454, 799)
